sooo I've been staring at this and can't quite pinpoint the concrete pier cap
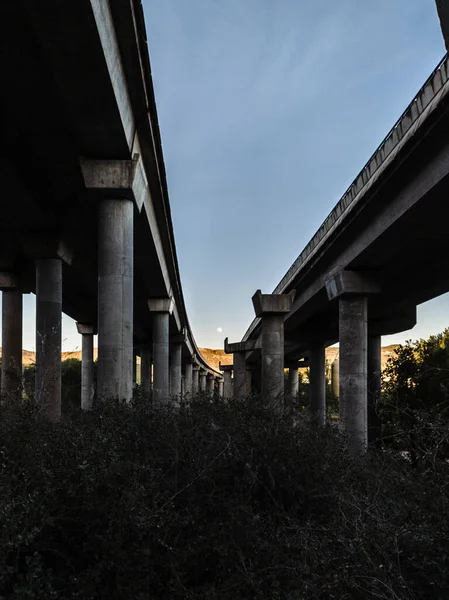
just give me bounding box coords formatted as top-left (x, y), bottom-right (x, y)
top-left (252, 289), bottom-right (296, 316)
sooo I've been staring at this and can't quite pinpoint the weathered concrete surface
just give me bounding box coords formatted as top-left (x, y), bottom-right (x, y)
top-left (184, 362), bottom-right (193, 395)
top-left (367, 334), bottom-right (382, 446)
top-left (331, 359), bottom-right (340, 397)
top-left (309, 343), bottom-right (326, 425)
top-left (199, 370), bottom-right (206, 392)
top-left (140, 347), bottom-right (152, 394)
top-left (97, 198), bottom-right (133, 401)
top-left (339, 296), bottom-right (368, 452)
top-left (286, 364), bottom-right (299, 415)
top-left (192, 365), bottom-right (199, 393)
top-left (76, 323), bottom-right (95, 410)
top-left (206, 373), bottom-right (215, 394)
top-left (151, 311), bottom-right (170, 403)
top-left (36, 259), bottom-right (62, 421)
top-left (233, 353), bottom-right (248, 398)
top-left (1, 288), bottom-right (22, 402)
top-left (252, 290), bottom-right (294, 411)
top-left (220, 364), bottom-right (233, 398)
top-left (218, 378), bottom-right (224, 397)
top-left (170, 343), bottom-right (182, 397)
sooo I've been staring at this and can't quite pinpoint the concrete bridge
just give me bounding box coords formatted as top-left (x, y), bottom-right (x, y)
top-left (224, 6), bottom-right (449, 451)
top-left (0, 0), bottom-right (222, 417)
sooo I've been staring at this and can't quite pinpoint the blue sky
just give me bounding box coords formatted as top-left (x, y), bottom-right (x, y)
top-left (18, 0), bottom-right (449, 351)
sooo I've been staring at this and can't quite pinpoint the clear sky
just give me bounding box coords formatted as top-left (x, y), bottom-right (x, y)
top-left (16, 0), bottom-right (449, 351)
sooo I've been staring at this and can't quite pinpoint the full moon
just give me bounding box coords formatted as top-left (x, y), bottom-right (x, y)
top-left (217, 327), bottom-right (223, 333)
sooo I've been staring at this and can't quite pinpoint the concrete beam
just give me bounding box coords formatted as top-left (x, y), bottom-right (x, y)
top-left (325, 270), bottom-right (381, 301)
top-left (224, 336), bottom-right (260, 354)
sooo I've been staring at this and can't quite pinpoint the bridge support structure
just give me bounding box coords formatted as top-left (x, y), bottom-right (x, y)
top-left (184, 361), bottom-right (193, 396)
top-left (218, 378), bottom-right (224, 397)
top-left (367, 334), bottom-right (382, 446)
top-left (220, 363), bottom-right (233, 398)
top-left (148, 298), bottom-right (173, 404)
top-left (285, 361), bottom-right (299, 415)
top-left (0, 274), bottom-right (23, 403)
top-left (199, 369), bottom-right (207, 392)
top-left (206, 373), bottom-right (215, 394)
top-left (76, 323), bottom-right (95, 410)
top-left (326, 270), bottom-right (380, 452)
top-left (192, 365), bottom-right (200, 393)
top-left (252, 290), bottom-right (294, 412)
top-left (140, 346), bottom-right (152, 395)
top-left (169, 341), bottom-right (182, 397)
top-left (309, 343), bottom-right (326, 425)
top-left (36, 258), bottom-right (63, 421)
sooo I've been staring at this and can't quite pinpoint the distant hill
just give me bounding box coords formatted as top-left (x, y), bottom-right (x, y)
top-left (198, 345), bottom-right (400, 371)
top-left (0, 345), bottom-right (400, 371)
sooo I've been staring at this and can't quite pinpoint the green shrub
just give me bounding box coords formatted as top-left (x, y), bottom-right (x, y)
top-left (0, 396), bottom-right (448, 598)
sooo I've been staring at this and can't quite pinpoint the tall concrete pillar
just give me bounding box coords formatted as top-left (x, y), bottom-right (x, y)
top-left (141, 347), bottom-right (152, 395)
top-left (1, 285), bottom-right (23, 402)
top-left (97, 198), bottom-right (133, 401)
top-left (339, 295), bottom-right (368, 451)
top-left (218, 378), bottom-right (224, 397)
top-left (170, 342), bottom-right (182, 397)
top-left (309, 343), bottom-right (326, 425)
top-left (220, 364), bottom-right (233, 398)
top-left (133, 350), bottom-right (137, 384)
top-left (36, 259), bottom-right (62, 420)
top-left (76, 324), bottom-right (95, 410)
top-left (286, 364), bottom-right (299, 415)
top-left (192, 365), bottom-right (199, 394)
top-left (252, 290), bottom-right (294, 411)
top-left (148, 298), bottom-right (173, 404)
top-left (233, 353), bottom-right (247, 398)
top-left (199, 370), bottom-right (206, 392)
top-left (184, 362), bottom-right (193, 396)
top-left (206, 373), bottom-right (214, 394)
top-left (368, 334), bottom-right (382, 446)
top-left (331, 359), bottom-right (339, 397)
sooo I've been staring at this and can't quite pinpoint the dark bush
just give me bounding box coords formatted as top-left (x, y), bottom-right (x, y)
top-left (0, 396), bottom-right (448, 598)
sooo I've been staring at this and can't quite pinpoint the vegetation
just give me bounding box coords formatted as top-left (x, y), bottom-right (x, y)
top-left (380, 328), bottom-right (449, 465)
top-left (0, 393), bottom-right (448, 599)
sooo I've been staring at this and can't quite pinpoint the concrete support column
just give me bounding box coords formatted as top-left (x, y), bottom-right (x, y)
top-left (309, 343), bottom-right (326, 425)
top-left (218, 378), bottom-right (224, 397)
top-left (76, 324), bottom-right (95, 410)
top-left (97, 198), bottom-right (133, 401)
top-left (133, 350), bottom-right (137, 385)
top-left (184, 362), bottom-right (193, 396)
top-left (199, 370), bottom-right (207, 392)
top-left (36, 259), bottom-right (62, 420)
top-left (1, 288), bottom-right (23, 402)
top-left (152, 313), bottom-right (170, 403)
top-left (170, 342), bottom-right (182, 397)
top-left (206, 373), bottom-right (215, 395)
top-left (141, 347), bottom-right (152, 395)
top-left (233, 353), bottom-right (247, 398)
top-left (339, 295), bottom-right (368, 451)
top-left (220, 365), bottom-right (233, 398)
top-left (367, 334), bottom-right (382, 446)
top-left (192, 365), bottom-right (199, 394)
top-left (286, 364), bottom-right (299, 415)
top-left (252, 290), bottom-right (294, 411)
top-left (331, 359), bottom-right (339, 397)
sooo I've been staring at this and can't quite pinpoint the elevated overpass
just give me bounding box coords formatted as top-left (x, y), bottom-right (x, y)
top-left (228, 39), bottom-right (449, 449)
top-left (0, 0), bottom-right (221, 415)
